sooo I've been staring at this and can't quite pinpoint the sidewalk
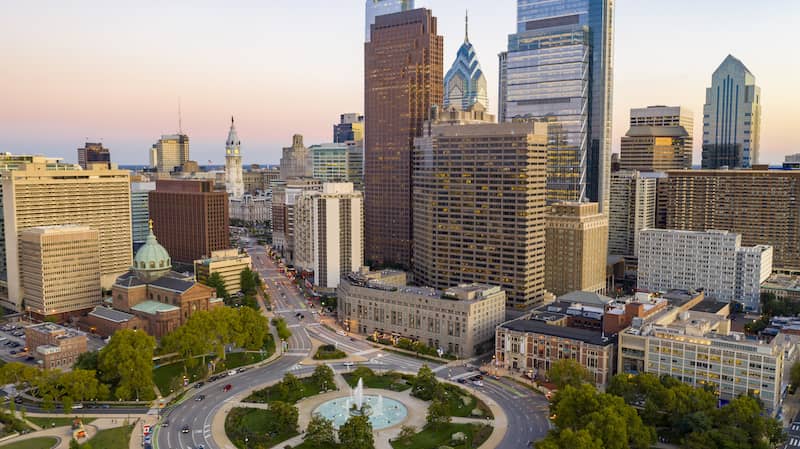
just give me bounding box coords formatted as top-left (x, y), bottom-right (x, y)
top-left (2, 417), bottom-right (130, 449)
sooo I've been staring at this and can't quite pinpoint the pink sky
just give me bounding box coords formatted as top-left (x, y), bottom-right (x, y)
top-left (0, 0), bottom-right (797, 165)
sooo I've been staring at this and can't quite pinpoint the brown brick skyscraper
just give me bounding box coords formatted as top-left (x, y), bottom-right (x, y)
top-left (149, 180), bottom-right (229, 264)
top-left (364, 8), bottom-right (443, 269)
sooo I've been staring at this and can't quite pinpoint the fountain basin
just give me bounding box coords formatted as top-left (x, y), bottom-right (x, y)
top-left (313, 395), bottom-right (407, 430)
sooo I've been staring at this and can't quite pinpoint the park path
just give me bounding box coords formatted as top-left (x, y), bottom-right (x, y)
top-left (3, 417), bottom-right (129, 449)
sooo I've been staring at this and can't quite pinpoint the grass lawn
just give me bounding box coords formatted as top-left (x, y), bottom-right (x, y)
top-left (0, 437), bottom-right (58, 449)
top-left (79, 424), bottom-right (133, 448)
top-left (225, 407), bottom-right (298, 449)
top-left (214, 351), bottom-right (268, 373)
top-left (152, 359), bottom-right (209, 395)
top-left (26, 417), bottom-right (95, 428)
top-left (244, 376), bottom-right (329, 404)
top-left (313, 344), bottom-right (346, 360)
top-left (342, 372), bottom-right (413, 392)
top-left (390, 423), bottom-right (492, 449)
top-left (441, 384), bottom-right (493, 418)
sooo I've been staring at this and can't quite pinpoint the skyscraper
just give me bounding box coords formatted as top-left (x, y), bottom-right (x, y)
top-left (224, 117), bottom-right (244, 200)
top-left (702, 55), bottom-right (761, 169)
top-left (364, 8), bottom-right (443, 269)
top-left (309, 142), bottom-right (364, 189)
top-left (500, 0), bottom-right (614, 210)
top-left (280, 134), bottom-right (313, 180)
top-left (620, 106), bottom-right (693, 172)
top-left (148, 180), bottom-right (229, 264)
top-left (443, 12), bottom-right (489, 112)
top-left (412, 108), bottom-right (548, 309)
top-left (608, 170), bottom-right (660, 258)
top-left (131, 181), bottom-right (156, 250)
top-left (77, 142), bottom-right (111, 169)
top-left (151, 134), bottom-right (189, 173)
top-left (333, 114), bottom-right (364, 143)
top-left (364, 0), bottom-right (415, 42)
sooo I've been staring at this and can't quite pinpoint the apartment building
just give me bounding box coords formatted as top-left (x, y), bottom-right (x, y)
top-left (194, 249), bottom-right (252, 294)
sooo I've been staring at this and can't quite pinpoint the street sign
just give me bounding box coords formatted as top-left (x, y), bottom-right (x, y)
top-left (143, 425), bottom-right (151, 435)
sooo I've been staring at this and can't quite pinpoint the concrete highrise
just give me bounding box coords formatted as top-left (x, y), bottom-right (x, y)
top-left (77, 142), bottom-right (111, 169)
top-left (271, 179), bottom-right (322, 264)
top-left (224, 117), bottom-right (244, 200)
top-left (412, 107), bottom-right (547, 309)
top-left (131, 181), bottom-right (156, 250)
top-left (365, 8), bottom-right (443, 269)
top-left (295, 183), bottom-right (364, 291)
top-left (280, 134), bottom-right (313, 180)
top-left (608, 170), bottom-right (660, 257)
top-left (148, 179), bottom-right (229, 265)
top-left (0, 157), bottom-right (131, 311)
top-left (20, 225), bottom-right (101, 318)
top-left (443, 12), bottom-right (489, 112)
top-left (702, 55), bottom-right (761, 169)
top-left (660, 169), bottom-right (800, 273)
top-left (151, 134), bottom-right (189, 173)
top-left (333, 114), bottom-right (364, 144)
top-left (500, 0), bottom-right (615, 211)
top-left (620, 106), bottom-right (693, 172)
top-left (365, 0), bottom-right (415, 42)
top-left (544, 202), bottom-right (608, 297)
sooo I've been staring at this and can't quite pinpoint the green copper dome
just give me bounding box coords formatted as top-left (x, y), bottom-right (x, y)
top-left (133, 223), bottom-right (171, 282)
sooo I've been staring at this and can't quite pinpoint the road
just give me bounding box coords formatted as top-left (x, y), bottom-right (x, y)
top-left (156, 240), bottom-right (550, 449)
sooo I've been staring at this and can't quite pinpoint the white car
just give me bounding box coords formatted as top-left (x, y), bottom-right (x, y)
top-left (228, 370), bottom-right (237, 377)
top-left (72, 403), bottom-right (84, 410)
top-left (336, 330), bottom-right (347, 337)
top-left (343, 361), bottom-right (354, 368)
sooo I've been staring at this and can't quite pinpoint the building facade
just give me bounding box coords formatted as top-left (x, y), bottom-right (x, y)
top-left (702, 55), bottom-right (761, 169)
top-left (364, 0), bottom-right (415, 42)
top-left (0, 157), bottom-right (131, 311)
top-left (230, 193), bottom-right (271, 224)
top-left (309, 142), bottom-right (364, 189)
top-left (151, 134), bottom-right (190, 173)
top-left (364, 8), bottom-right (443, 269)
top-left (443, 13), bottom-right (489, 112)
top-left (243, 166), bottom-right (280, 194)
top-left (412, 111), bottom-right (548, 309)
top-left (608, 170), bottom-right (659, 257)
top-left (280, 134), bottom-right (313, 180)
top-left (333, 113), bottom-right (364, 144)
top-left (544, 202), bottom-right (608, 297)
top-left (224, 117), bottom-right (244, 200)
top-left (77, 142), bottom-right (111, 169)
top-left (501, 0), bottom-right (614, 210)
top-left (620, 106), bottom-right (693, 172)
top-left (294, 183), bottom-right (363, 291)
top-left (338, 270), bottom-right (506, 357)
top-left (148, 179), bottom-right (229, 264)
top-left (194, 249), bottom-right (252, 294)
top-left (271, 179), bottom-right (322, 263)
top-left (20, 225), bottom-right (101, 319)
top-left (131, 181), bottom-right (156, 249)
top-left (638, 229), bottom-right (773, 311)
top-left (25, 323), bottom-right (88, 370)
top-left (660, 169), bottom-right (800, 273)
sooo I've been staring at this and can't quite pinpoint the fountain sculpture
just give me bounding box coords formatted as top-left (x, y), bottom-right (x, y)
top-left (313, 377), bottom-right (408, 430)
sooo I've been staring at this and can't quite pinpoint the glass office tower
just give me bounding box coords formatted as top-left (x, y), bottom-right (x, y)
top-left (501, 0), bottom-right (614, 210)
top-left (364, 0), bottom-right (415, 42)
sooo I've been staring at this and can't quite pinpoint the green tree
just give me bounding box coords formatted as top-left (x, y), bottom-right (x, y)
top-left (791, 360), bottom-right (800, 388)
top-left (312, 364), bottom-right (335, 391)
top-left (351, 366), bottom-right (375, 380)
top-left (97, 329), bottom-right (157, 401)
top-left (69, 438), bottom-right (80, 449)
top-left (240, 267), bottom-right (258, 295)
top-left (536, 428), bottom-right (602, 449)
top-left (269, 401), bottom-right (299, 432)
top-left (397, 425), bottom-right (416, 440)
top-left (74, 351), bottom-right (99, 371)
top-left (425, 398), bottom-right (451, 428)
top-left (411, 364), bottom-right (438, 400)
top-left (0, 362), bottom-right (39, 387)
top-left (272, 317), bottom-right (292, 341)
top-left (339, 414), bottom-right (374, 449)
top-left (61, 396), bottom-right (73, 415)
top-left (204, 272), bottom-right (229, 299)
top-left (547, 359), bottom-right (592, 389)
top-left (305, 414), bottom-right (336, 446)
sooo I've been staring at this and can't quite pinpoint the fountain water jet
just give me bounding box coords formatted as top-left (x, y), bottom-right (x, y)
top-left (313, 377), bottom-right (408, 429)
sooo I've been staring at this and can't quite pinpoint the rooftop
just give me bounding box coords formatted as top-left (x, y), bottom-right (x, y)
top-left (763, 274), bottom-right (800, 293)
top-left (501, 318), bottom-right (615, 346)
top-left (27, 322), bottom-right (84, 339)
top-left (89, 306), bottom-right (135, 323)
top-left (131, 300), bottom-right (180, 315)
top-left (115, 270), bottom-right (196, 293)
top-left (557, 291), bottom-right (613, 307)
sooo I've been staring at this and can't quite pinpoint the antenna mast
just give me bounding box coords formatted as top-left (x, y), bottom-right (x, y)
top-left (178, 97), bottom-right (183, 134)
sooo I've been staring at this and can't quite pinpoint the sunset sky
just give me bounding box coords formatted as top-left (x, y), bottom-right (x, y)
top-left (1, 0), bottom-right (797, 166)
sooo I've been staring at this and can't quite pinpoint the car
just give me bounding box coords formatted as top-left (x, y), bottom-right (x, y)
top-left (72, 403), bottom-right (83, 410)
top-left (10, 350), bottom-right (17, 355)
top-left (223, 384), bottom-right (232, 392)
top-left (101, 404), bottom-right (110, 409)
top-left (14, 396), bottom-right (23, 404)
top-left (237, 367), bottom-right (248, 373)
top-left (195, 394), bottom-right (205, 401)
top-left (227, 370), bottom-right (237, 377)
top-left (343, 361), bottom-right (354, 368)
top-left (195, 381), bottom-right (205, 389)
top-left (457, 378), bottom-right (467, 384)
top-left (181, 425), bottom-right (190, 434)
top-left (208, 375), bottom-right (219, 382)
top-left (472, 380), bottom-right (484, 387)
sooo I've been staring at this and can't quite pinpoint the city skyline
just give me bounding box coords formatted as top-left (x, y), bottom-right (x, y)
top-left (1, 0), bottom-right (797, 166)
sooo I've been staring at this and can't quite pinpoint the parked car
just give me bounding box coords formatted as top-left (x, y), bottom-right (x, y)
top-left (194, 382), bottom-right (205, 389)
top-left (72, 403), bottom-right (83, 410)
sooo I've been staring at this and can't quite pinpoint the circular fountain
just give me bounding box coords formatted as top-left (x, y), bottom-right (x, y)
top-left (312, 378), bottom-right (408, 429)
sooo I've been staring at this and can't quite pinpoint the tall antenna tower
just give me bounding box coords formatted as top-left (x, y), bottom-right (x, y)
top-left (178, 97), bottom-right (183, 134)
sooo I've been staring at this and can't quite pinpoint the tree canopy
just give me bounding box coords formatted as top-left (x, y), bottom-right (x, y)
top-left (411, 364), bottom-right (438, 400)
top-left (203, 272), bottom-right (229, 299)
top-left (547, 359), bottom-right (593, 389)
top-left (97, 329), bottom-right (157, 401)
top-left (305, 414), bottom-right (336, 446)
top-left (339, 414), bottom-right (374, 449)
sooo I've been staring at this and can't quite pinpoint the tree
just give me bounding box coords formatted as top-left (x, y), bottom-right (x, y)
top-left (351, 366), bottom-right (375, 381)
top-left (61, 396), bottom-right (73, 415)
top-left (269, 401), bottom-right (299, 432)
top-left (312, 364), bottom-right (335, 391)
top-left (204, 272), bottom-right (229, 300)
top-left (74, 351), bottom-right (99, 371)
top-left (69, 439), bottom-right (80, 449)
top-left (97, 329), bottom-right (157, 401)
top-left (339, 415), bottom-right (374, 449)
top-left (240, 267), bottom-right (259, 295)
top-left (411, 364), bottom-right (438, 400)
top-left (282, 372), bottom-right (302, 392)
top-left (547, 359), bottom-right (592, 389)
top-left (536, 428), bottom-right (601, 449)
top-left (305, 414), bottom-right (336, 446)
top-left (426, 398), bottom-right (451, 428)
top-left (397, 425), bottom-right (416, 440)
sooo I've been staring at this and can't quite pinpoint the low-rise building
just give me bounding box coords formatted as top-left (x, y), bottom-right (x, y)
top-left (230, 192), bottom-right (271, 224)
top-left (194, 249), bottom-right (252, 294)
top-left (762, 274), bottom-right (800, 301)
top-left (337, 269), bottom-right (506, 357)
top-left (25, 323), bottom-right (88, 369)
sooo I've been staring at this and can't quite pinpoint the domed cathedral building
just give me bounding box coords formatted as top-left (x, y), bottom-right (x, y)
top-left (85, 222), bottom-right (222, 338)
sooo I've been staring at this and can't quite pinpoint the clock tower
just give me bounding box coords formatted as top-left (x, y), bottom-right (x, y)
top-left (224, 116), bottom-right (244, 200)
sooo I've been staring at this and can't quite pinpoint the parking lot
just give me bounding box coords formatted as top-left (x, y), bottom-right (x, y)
top-left (0, 320), bottom-right (107, 366)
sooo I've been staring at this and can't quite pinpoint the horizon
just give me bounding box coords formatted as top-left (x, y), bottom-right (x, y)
top-left (1, 0), bottom-right (797, 166)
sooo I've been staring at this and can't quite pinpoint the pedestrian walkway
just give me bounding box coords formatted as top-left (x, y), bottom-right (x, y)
top-left (2, 417), bottom-right (131, 449)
